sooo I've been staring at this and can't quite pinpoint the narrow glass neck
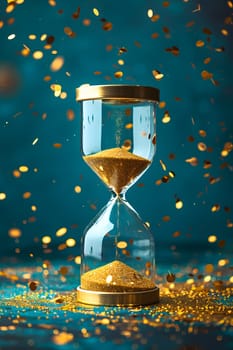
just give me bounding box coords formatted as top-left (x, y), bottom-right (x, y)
top-left (111, 190), bottom-right (126, 201)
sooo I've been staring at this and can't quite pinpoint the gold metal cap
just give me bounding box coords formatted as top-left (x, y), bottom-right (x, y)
top-left (76, 84), bottom-right (160, 103)
top-left (77, 286), bottom-right (159, 306)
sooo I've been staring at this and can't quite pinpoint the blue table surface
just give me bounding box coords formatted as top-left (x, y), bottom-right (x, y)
top-left (0, 253), bottom-right (233, 350)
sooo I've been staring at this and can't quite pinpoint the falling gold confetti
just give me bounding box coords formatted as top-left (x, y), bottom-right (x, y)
top-left (8, 228), bottom-right (22, 238)
top-left (0, 193), bottom-right (6, 200)
top-left (162, 111), bottom-right (171, 123)
top-left (56, 227), bottom-right (67, 237)
top-left (50, 56), bottom-right (64, 72)
top-left (152, 70), bottom-right (164, 80)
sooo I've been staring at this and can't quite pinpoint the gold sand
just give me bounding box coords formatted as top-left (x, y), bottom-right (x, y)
top-left (83, 147), bottom-right (151, 194)
top-left (81, 260), bottom-right (156, 292)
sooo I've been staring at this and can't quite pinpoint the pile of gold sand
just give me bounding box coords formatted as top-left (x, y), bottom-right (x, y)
top-left (81, 260), bottom-right (156, 292)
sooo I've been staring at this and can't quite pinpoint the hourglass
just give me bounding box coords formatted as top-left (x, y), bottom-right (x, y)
top-left (76, 84), bottom-right (160, 306)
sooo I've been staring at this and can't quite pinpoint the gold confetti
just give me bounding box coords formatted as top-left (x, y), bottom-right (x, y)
top-left (211, 204), bottom-right (220, 212)
top-left (74, 185), bottom-right (82, 193)
top-left (185, 157), bottom-right (198, 166)
top-left (162, 111), bottom-right (171, 123)
top-left (66, 238), bottom-right (76, 247)
top-left (0, 193), bottom-right (6, 200)
top-left (93, 8), bottom-right (99, 16)
top-left (114, 71), bottom-right (123, 78)
top-left (159, 159), bottom-right (167, 171)
top-left (42, 236), bottom-right (52, 244)
top-left (102, 21), bottom-right (113, 31)
top-left (152, 70), bottom-right (164, 80)
top-left (8, 228), bottom-right (22, 238)
top-left (22, 191), bottom-right (31, 199)
top-left (56, 227), bottom-right (67, 237)
top-left (166, 272), bottom-right (176, 283)
top-left (19, 165), bottom-right (29, 172)
top-left (196, 40), bottom-right (205, 47)
top-left (175, 199), bottom-right (183, 209)
top-left (197, 142), bottom-right (207, 151)
top-left (50, 56), bottom-right (64, 72)
top-left (28, 281), bottom-right (38, 291)
top-left (32, 51), bottom-right (43, 60)
top-left (201, 70), bottom-right (213, 80)
top-left (165, 46), bottom-right (180, 56)
top-left (116, 241), bottom-right (127, 249)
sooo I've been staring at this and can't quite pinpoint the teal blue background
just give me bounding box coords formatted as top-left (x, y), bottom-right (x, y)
top-left (0, 0), bottom-right (232, 267)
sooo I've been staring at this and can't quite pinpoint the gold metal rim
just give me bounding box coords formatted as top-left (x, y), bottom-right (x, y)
top-left (77, 286), bottom-right (159, 306)
top-left (76, 84), bottom-right (160, 103)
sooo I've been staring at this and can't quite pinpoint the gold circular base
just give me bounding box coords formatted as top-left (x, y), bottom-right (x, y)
top-left (77, 286), bottom-right (159, 306)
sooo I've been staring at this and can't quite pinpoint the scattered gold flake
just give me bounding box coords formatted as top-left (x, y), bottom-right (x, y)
top-left (56, 227), bottom-right (67, 237)
top-left (32, 137), bottom-right (39, 145)
top-left (196, 40), bottom-right (205, 47)
top-left (32, 51), bottom-right (44, 60)
top-left (162, 215), bottom-right (171, 222)
top-left (74, 185), bottom-right (82, 193)
top-left (159, 159), bottom-right (167, 171)
top-left (50, 56), bottom-right (64, 72)
top-left (93, 8), bottom-right (99, 16)
top-left (218, 259), bottom-right (229, 267)
top-left (159, 101), bottom-right (166, 108)
top-left (116, 241), bottom-right (127, 249)
top-left (13, 169), bottom-right (21, 178)
top-left (31, 205), bottom-right (37, 212)
top-left (150, 14), bottom-right (160, 22)
top-left (221, 29), bottom-right (229, 36)
top-left (83, 18), bottom-right (91, 26)
top-left (211, 204), bottom-right (220, 212)
top-left (102, 21), bottom-right (113, 31)
top-left (114, 71), bottom-right (123, 78)
top-left (166, 272), bottom-right (176, 282)
top-left (28, 281), bottom-right (38, 291)
top-left (42, 236), bottom-right (52, 244)
top-left (8, 228), bottom-right (22, 238)
top-left (199, 129), bottom-right (207, 137)
top-left (53, 332), bottom-right (74, 345)
top-left (147, 9), bottom-right (153, 18)
top-left (0, 21), bottom-right (4, 29)
top-left (201, 70), bottom-right (213, 80)
top-left (74, 256), bottom-right (81, 264)
top-left (125, 123), bottom-right (133, 129)
top-left (72, 6), bottom-right (80, 19)
top-left (6, 3), bottom-right (16, 13)
top-left (8, 33), bottom-right (16, 40)
top-left (66, 238), bottom-right (76, 247)
top-left (64, 27), bottom-right (76, 37)
top-left (197, 142), bottom-right (207, 151)
top-left (151, 32), bottom-right (159, 39)
top-left (43, 75), bottom-right (51, 81)
top-left (185, 157), bottom-right (198, 166)
top-left (175, 199), bottom-right (183, 209)
top-left (152, 70), bottom-right (164, 80)
top-left (19, 165), bottom-right (29, 172)
top-left (48, 0), bottom-right (56, 6)
top-left (162, 111), bottom-right (171, 123)
top-left (0, 192), bottom-right (6, 200)
top-left (118, 59), bottom-right (124, 65)
top-left (53, 143), bottom-right (62, 148)
top-left (203, 57), bottom-right (211, 64)
top-left (21, 45), bottom-right (30, 57)
top-left (165, 46), bottom-right (180, 56)
top-left (28, 34), bottom-right (36, 40)
top-left (122, 139), bottom-right (132, 151)
top-left (22, 191), bottom-right (31, 199)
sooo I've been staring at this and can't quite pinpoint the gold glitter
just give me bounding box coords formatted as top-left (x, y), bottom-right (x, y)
top-left (208, 235), bottom-right (217, 243)
top-left (152, 70), bottom-right (164, 80)
top-left (19, 165), bottom-right (29, 172)
top-left (56, 227), bottom-right (67, 237)
top-left (33, 51), bottom-right (43, 60)
top-left (197, 142), bottom-right (207, 151)
top-left (53, 332), bottom-right (74, 345)
top-left (116, 241), bottom-right (128, 249)
top-left (102, 21), bottom-right (113, 31)
top-left (50, 56), bottom-right (64, 72)
top-left (147, 9), bottom-right (153, 18)
top-left (74, 256), bottom-right (81, 264)
top-left (196, 40), bottom-right (205, 47)
top-left (175, 199), bottom-right (183, 209)
top-left (66, 238), bottom-right (76, 247)
top-left (201, 70), bottom-right (213, 80)
top-left (211, 204), bottom-right (220, 212)
top-left (28, 281), bottom-right (38, 291)
top-left (81, 260), bottom-right (155, 292)
top-left (162, 111), bottom-right (171, 123)
top-left (159, 159), bottom-right (167, 171)
top-left (93, 8), bottom-right (99, 16)
top-left (114, 71), bottom-right (123, 78)
top-left (8, 227), bottom-right (22, 238)
top-left (83, 147), bottom-right (151, 194)
top-left (0, 192), bottom-right (6, 200)
top-left (74, 185), bottom-right (82, 193)
top-left (42, 236), bottom-right (51, 244)
top-left (22, 191), bottom-right (31, 199)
